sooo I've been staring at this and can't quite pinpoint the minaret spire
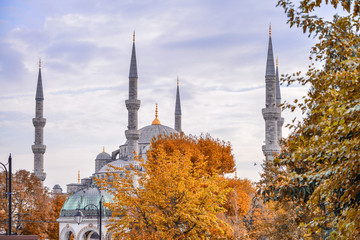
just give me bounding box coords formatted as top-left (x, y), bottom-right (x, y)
top-left (32, 59), bottom-right (46, 182)
top-left (174, 76), bottom-right (182, 132)
top-left (275, 57), bottom-right (281, 107)
top-left (262, 27), bottom-right (281, 161)
top-left (276, 57), bottom-right (284, 140)
top-left (36, 58), bottom-right (44, 101)
top-left (125, 33), bottom-right (141, 160)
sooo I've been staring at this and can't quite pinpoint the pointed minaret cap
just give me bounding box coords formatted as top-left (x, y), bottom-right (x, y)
top-left (36, 58), bottom-right (44, 101)
top-left (152, 104), bottom-right (161, 125)
top-left (265, 25), bottom-right (275, 76)
top-left (175, 77), bottom-right (182, 115)
top-left (276, 57), bottom-right (281, 106)
top-left (129, 32), bottom-right (138, 78)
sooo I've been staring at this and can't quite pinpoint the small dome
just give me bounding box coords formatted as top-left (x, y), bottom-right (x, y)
top-left (96, 152), bottom-right (111, 160)
top-left (53, 184), bottom-right (62, 189)
top-left (59, 187), bottom-right (113, 217)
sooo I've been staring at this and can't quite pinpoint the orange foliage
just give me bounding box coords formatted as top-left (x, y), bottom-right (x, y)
top-left (0, 170), bottom-right (66, 239)
top-left (98, 133), bottom-right (235, 239)
top-left (224, 178), bottom-right (254, 218)
top-left (150, 133), bottom-right (235, 175)
top-left (47, 194), bottom-right (67, 239)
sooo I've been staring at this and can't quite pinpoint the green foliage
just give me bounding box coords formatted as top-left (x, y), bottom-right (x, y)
top-left (258, 1), bottom-right (360, 239)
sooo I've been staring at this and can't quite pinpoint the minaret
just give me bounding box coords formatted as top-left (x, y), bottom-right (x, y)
top-left (262, 26), bottom-right (281, 161)
top-left (174, 77), bottom-right (182, 132)
top-left (125, 32), bottom-right (141, 161)
top-left (32, 58), bottom-right (47, 181)
top-left (276, 58), bottom-right (284, 140)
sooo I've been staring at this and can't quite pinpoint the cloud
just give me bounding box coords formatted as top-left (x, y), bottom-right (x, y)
top-left (0, 0), bottom-right (313, 189)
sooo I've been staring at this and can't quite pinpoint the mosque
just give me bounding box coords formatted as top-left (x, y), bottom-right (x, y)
top-left (31, 28), bottom-right (283, 239)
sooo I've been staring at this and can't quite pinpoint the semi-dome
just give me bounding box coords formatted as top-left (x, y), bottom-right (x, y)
top-left (60, 187), bottom-right (113, 217)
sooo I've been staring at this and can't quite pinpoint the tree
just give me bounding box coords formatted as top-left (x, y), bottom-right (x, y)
top-left (150, 133), bottom-right (235, 175)
top-left (259, 1), bottom-right (360, 239)
top-left (218, 177), bottom-right (256, 239)
top-left (47, 194), bottom-right (67, 239)
top-left (97, 133), bottom-right (234, 239)
top-left (0, 170), bottom-right (66, 239)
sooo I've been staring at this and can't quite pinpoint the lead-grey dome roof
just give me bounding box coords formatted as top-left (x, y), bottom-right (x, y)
top-left (59, 187), bottom-right (113, 217)
top-left (137, 124), bottom-right (177, 144)
top-left (53, 184), bottom-right (62, 189)
top-left (98, 159), bottom-right (128, 173)
top-left (96, 151), bottom-right (111, 160)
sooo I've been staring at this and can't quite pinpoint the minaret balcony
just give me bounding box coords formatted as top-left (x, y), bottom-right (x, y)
top-left (125, 129), bottom-right (140, 140)
top-left (262, 107), bottom-right (281, 120)
top-left (125, 99), bottom-right (141, 110)
top-left (34, 171), bottom-right (46, 181)
top-left (32, 118), bottom-right (46, 127)
top-left (262, 144), bottom-right (280, 156)
top-left (32, 144), bottom-right (46, 154)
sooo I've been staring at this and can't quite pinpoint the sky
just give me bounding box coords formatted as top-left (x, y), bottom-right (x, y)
top-left (0, 0), bottom-right (316, 191)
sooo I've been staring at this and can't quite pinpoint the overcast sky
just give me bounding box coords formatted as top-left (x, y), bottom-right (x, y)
top-left (0, 0), bottom-right (315, 191)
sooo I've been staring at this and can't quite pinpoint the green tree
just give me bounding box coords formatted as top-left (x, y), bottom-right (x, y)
top-left (259, 1), bottom-right (360, 239)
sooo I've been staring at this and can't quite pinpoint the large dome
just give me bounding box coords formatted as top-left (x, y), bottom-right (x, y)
top-left (138, 124), bottom-right (177, 144)
top-left (60, 187), bottom-right (113, 217)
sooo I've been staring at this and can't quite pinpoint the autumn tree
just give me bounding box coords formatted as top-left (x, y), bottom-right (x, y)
top-left (150, 133), bottom-right (235, 175)
top-left (217, 177), bottom-right (255, 239)
top-left (259, 1), bottom-right (360, 239)
top-left (0, 170), bottom-right (66, 239)
top-left (98, 133), bottom-right (234, 239)
top-left (47, 194), bottom-right (67, 239)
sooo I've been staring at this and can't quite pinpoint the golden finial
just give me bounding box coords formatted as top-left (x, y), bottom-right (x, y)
top-left (269, 23), bottom-right (271, 36)
top-left (103, 146), bottom-right (105, 153)
top-left (39, 58), bottom-right (41, 69)
top-left (133, 31), bottom-right (135, 43)
top-left (78, 170), bottom-right (80, 184)
top-left (276, 57), bottom-right (278, 67)
top-left (152, 104), bottom-right (161, 125)
top-left (155, 104), bottom-right (158, 118)
top-left (177, 76), bottom-right (179, 86)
